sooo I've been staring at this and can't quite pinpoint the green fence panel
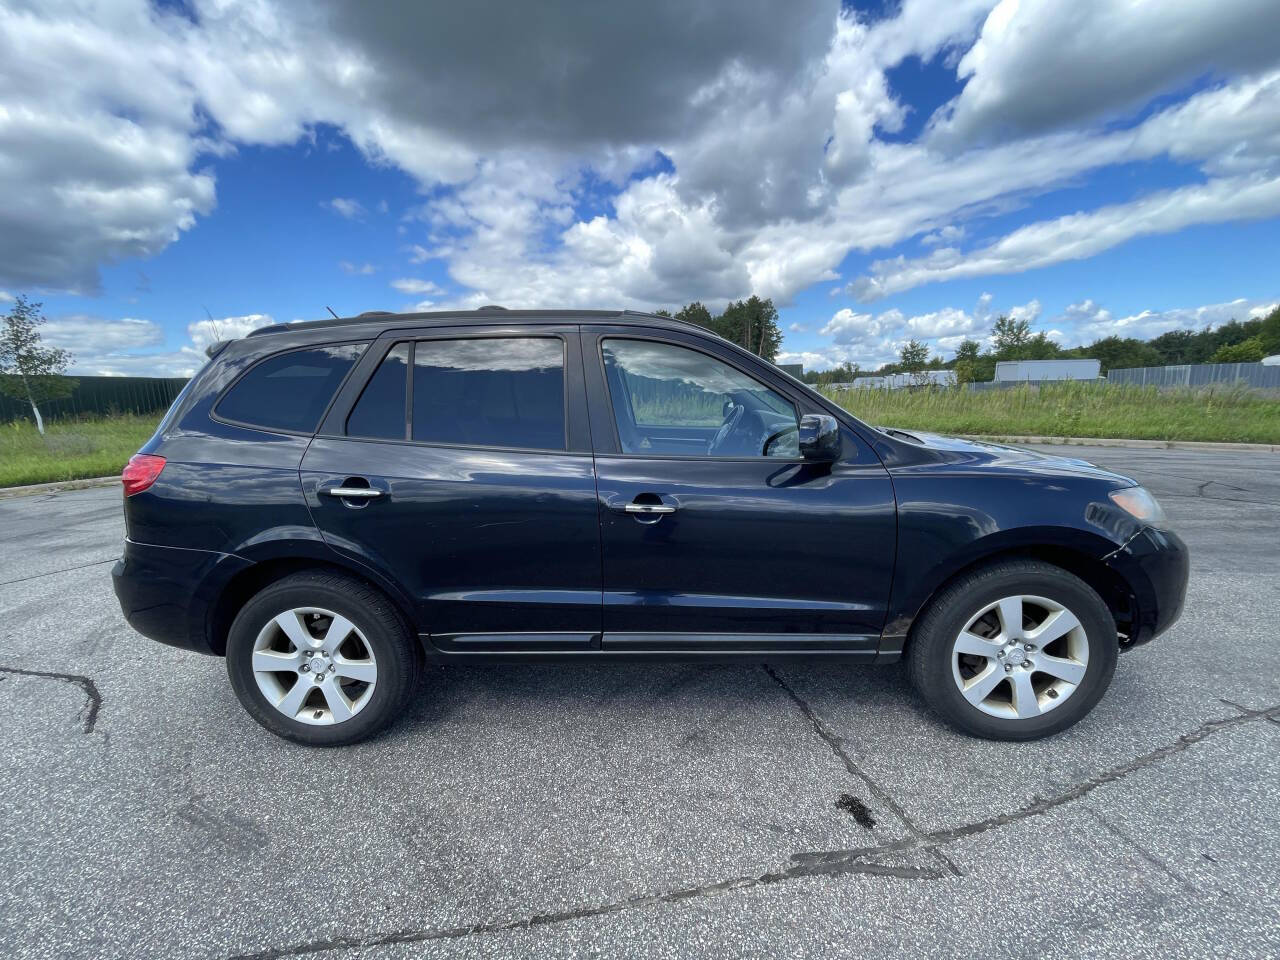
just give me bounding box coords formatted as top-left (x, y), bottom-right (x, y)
top-left (0, 376), bottom-right (191, 423)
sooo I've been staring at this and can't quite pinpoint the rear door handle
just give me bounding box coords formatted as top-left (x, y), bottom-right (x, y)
top-left (320, 486), bottom-right (384, 499)
top-left (624, 503), bottom-right (675, 515)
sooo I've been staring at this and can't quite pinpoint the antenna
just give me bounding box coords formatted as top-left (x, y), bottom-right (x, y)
top-left (203, 306), bottom-right (222, 341)
top-left (326, 306), bottom-right (340, 319)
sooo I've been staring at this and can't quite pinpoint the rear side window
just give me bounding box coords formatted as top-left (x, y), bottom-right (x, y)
top-left (216, 343), bottom-right (365, 434)
top-left (412, 337), bottom-right (565, 450)
top-left (346, 343), bottom-right (409, 439)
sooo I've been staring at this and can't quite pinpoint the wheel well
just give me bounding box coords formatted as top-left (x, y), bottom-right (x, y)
top-left (206, 559), bottom-right (415, 655)
top-left (906, 545), bottom-right (1137, 651)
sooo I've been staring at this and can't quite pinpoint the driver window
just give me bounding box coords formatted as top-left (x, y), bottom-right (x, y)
top-left (601, 338), bottom-right (800, 458)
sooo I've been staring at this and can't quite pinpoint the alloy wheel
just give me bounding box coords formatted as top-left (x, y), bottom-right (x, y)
top-left (250, 607), bottom-right (378, 725)
top-left (950, 594), bottom-right (1089, 719)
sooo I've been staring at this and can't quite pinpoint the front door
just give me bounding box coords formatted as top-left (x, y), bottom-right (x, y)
top-left (301, 326), bottom-right (602, 651)
top-left (583, 326), bottom-right (896, 654)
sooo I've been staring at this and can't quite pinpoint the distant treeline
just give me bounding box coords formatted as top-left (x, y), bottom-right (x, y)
top-left (804, 305), bottom-right (1280, 386)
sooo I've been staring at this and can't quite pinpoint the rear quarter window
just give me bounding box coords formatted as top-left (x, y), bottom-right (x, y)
top-left (215, 343), bottom-right (366, 434)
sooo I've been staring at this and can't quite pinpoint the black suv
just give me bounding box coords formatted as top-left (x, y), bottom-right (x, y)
top-left (112, 308), bottom-right (1188, 745)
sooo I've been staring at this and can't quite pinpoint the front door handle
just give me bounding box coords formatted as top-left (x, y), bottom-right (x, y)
top-left (624, 503), bottom-right (675, 515)
top-left (320, 486), bottom-right (384, 499)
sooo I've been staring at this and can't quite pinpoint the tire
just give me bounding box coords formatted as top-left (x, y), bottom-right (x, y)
top-left (226, 571), bottom-right (421, 746)
top-left (907, 559), bottom-right (1118, 740)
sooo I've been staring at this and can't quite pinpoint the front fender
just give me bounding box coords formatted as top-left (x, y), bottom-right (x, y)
top-left (882, 524), bottom-right (1128, 647)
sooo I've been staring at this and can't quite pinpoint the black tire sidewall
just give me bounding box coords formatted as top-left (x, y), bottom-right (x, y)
top-left (225, 574), bottom-right (415, 746)
top-left (910, 563), bottom-right (1118, 740)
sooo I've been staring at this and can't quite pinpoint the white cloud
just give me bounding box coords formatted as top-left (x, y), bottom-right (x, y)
top-left (52, 313), bottom-right (271, 377)
top-left (1056, 296), bottom-right (1277, 342)
top-left (390, 278), bottom-right (444, 296)
top-left (921, 225), bottom-right (965, 247)
top-left (0, 2), bottom-right (215, 293)
top-left (931, 0), bottom-right (1280, 146)
top-left (339, 261), bottom-right (377, 275)
top-left (324, 197), bottom-right (366, 219)
top-left (45, 316), bottom-right (164, 359)
top-left (800, 293), bottom-right (1042, 368)
top-left (851, 173), bottom-right (1280, 300)
top-left (2, 0), bottom-right (1279, 315)
top-left (788, 322), bottom-right (808, 333)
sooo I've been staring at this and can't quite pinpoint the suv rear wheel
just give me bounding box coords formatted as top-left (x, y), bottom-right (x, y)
top-left (908, 559), bottom-right (1118, 740)
top-left (226, 571), bottom-right (420, 745)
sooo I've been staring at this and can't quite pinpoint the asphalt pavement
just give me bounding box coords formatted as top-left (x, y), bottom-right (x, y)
top-left (1, 445), bottom-right (1277, 959)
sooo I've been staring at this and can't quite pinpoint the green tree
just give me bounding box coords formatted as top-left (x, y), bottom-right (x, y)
top-left (899, 339), bottom-right (929, 372)
top-left (674, 301), bottom-right (714, 330)
top-left (1084, 336), bottom-right (1163, 373)
top-left (0, 295), bottom-right (77, 435)
top-left (1257, 306), bottom-right (1280, 356)
top-left (1023, 331), bottom-right (1062, 360)
top-left (991, 315), bottom-right (1032, 359)
top-left (1147, 328), bottom-right (1202, 364)
top-left (1209, 336), bottom-right (1265, 363)
top-left (718, 295), bottom-right (783, 361)
top-left (952, 339), bottom-right (981, 384)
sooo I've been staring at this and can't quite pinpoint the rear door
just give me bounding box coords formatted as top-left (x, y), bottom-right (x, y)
top-left (301, 324), bottom-right (602, 651)
top-left (583, 325), bottom-right (896, 654)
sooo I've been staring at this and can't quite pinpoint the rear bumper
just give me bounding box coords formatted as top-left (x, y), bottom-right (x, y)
top-left (111, 539), bottom-right (249, 655)
top-left (1105, 526), bottom-right (1189, 647)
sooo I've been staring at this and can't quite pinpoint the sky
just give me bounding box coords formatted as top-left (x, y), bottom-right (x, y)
top-left (1, 0), bottom-right (1279, 377)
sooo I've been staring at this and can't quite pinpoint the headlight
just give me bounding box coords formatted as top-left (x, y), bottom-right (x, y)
top-left (1109, 486), bottom-right (1167, 525)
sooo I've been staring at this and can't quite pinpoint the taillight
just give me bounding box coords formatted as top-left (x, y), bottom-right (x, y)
top-left (122, 454), bottom-right (166, 496)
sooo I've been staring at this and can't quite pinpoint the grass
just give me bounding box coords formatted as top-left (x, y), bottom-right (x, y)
top-left (825, 381), bottom-right (1280, 444)
top-left (2, 382), bottom-right (1276, 488)
top-left (0, 413), bottom-right (158, 488)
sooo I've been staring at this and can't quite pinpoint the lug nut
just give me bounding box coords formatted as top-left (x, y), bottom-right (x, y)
top-left (300, 663), bottom-right (310, 672)
top-left (1024, 644), bottom-right (1035, 651)
top-left (1004, 664), bottom-right (1013, 672)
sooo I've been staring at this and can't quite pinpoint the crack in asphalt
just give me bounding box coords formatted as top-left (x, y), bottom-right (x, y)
top-left (0, 664), bottom-right (102, 733)
top-left (0, 557), bottom-right (116, 586)
top-left (788, 700), bottom-right (1280, 871)
top-left (761, 664), bottom-right (963, 877)
top-left (227, 700), bottom-right (1279, 959)
top-left (1081, 807), bottom-right (1198, 894)
top-left (230, 862), bottom-right (942, 959)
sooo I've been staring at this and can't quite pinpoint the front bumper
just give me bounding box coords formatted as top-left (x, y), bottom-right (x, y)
top-left (1105, 525), bottom-right (1189, 647)
top-left (111, 539), bottom-right (249, 655)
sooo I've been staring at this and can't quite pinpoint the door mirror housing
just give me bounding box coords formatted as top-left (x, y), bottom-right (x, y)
top-left (798, 414), bottom-right (840, 462)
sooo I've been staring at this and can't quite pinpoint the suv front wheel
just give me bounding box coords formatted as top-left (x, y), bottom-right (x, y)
top-left (226, 571), bottom-right (420, 746)
top-left (908, 559), bottom-right (1118, 740)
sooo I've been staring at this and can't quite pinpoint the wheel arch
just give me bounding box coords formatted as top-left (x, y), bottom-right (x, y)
top-left (205, 548), bottom-right (418, 656)
top-left (885, 531), bottom-right (1137, 658)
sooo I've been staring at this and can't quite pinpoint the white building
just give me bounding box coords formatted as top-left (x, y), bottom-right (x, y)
top-left (994, 358), bottom-right (1101, 382)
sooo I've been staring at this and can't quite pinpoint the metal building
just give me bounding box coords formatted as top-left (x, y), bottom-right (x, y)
top-left (994, 358), bottom-right (1101, 382)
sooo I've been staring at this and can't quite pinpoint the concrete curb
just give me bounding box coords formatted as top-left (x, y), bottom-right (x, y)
top-left (0, 475), bottom-right (120, 499)
top-left (960, 434), bottom-right (1280, 453)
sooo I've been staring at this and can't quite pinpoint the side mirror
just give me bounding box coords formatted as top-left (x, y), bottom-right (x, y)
top-left (798, 414), bottom-right (840, 462)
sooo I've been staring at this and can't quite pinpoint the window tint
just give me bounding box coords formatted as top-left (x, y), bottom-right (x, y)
top-left (412, 338), bottom-right (565, 450)
top-left (346, 343), bottom-right (409, 439)
top-left (602, 338), bottom-right (798, 458)
top-left (216, 343), bottom-right (365, 433)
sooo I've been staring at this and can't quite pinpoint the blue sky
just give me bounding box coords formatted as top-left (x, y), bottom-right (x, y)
top-left (2, 0), bottom-right (1279, 375)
